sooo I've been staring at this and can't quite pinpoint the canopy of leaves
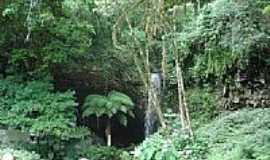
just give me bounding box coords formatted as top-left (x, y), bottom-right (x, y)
top-left (0, 0), bottom-right (95, 76)
top-left (179, 0), bottom-right (270, 80)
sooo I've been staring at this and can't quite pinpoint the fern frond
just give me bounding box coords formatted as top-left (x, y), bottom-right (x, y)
top-left (108, 91), bottom-right (134, 107)
top-left (82, 107), bottom-right (96, 117)
top-left (83, 95), bottom-right (108, 108)
top-left (82, 91), bottom-right (135, 121)
top-left (117, 113), bottom-right (128, 126)
top-left (82, 95), bottom-right (108, 117)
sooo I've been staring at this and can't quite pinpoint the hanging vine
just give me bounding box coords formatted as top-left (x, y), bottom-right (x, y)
top-left (25, 0), bottom-right (41, 42)
top-left (112, 0), bottom-right (193, 135)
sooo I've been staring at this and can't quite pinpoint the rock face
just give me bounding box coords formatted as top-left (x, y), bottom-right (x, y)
top-left (0, 129), bottom-right (9, 145)
top-left (0, 128), bottom-right (29, 146)
top-left (2, 153), bottom-right (15, 160)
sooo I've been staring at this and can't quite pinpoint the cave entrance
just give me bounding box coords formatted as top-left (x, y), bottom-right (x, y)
top-left (53, 71), bottom-right (146, 147)
top-left (84, 107), bottom-right (145, 147)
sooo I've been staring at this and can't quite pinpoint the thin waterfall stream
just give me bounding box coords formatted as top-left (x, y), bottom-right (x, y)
top-left (145, 72), bottom-right (162, 137)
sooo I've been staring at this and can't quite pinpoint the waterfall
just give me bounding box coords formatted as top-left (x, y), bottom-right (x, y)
top-left (145, 73), bottom-right (162, 137)
top-left (145, 100), bottom-right (157, 137)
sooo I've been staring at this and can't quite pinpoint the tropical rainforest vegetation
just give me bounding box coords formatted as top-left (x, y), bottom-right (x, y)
top-left (0, 0), bottom-right (270, 159)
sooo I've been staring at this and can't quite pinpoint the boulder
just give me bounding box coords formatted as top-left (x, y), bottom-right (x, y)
top-left (2, 153), bottom-right (15, 160)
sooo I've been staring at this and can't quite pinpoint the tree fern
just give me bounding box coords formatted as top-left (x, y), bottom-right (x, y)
top-left (82, 91), bottom-right (134, 119)
top-left (82, 90), bottom-right (135, 146)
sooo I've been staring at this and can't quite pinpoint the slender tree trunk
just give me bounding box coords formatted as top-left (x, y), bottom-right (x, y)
top-left (105, 119), bottom-right (112, 146)
top-left (112, 0), bottom-right (169, 135)
top-left (173, 48), bottom-right (192, 135)
top-left (161, 39), bottom-right (167, 91)
top-left (179, 65), bottom-right (192, 134)
top-left (126, 15), bottom-right (166, 130)
top-left (172, 7), bottom-right (192, 135)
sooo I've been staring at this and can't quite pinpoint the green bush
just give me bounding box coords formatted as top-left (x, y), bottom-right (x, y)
top-left (198, 108), bottom-right (270, 160)
top-left (0, 77), bottom-right (88, 139)
top-left (0, 147), bottom-right (41, 160)
top-left (134, 130), bottom-right (208, 160)
top-left (0, 77), bottom-right (89, 159)
top-left (134, 114), bottom-right (208, 160)
top-left (135, 108), bottom-right (270, 160)
top-left (186, 87), bottom-right (219, 127)
top-left (76, 146), bottom-right (132, 160)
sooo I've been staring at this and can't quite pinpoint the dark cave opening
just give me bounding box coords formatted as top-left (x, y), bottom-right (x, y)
top-left (53, 71), bottom-right (146, 147)
top-left (84, 108), bottom-right (145, 147)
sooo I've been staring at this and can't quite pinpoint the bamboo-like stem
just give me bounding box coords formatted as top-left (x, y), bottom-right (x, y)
top-left (112, 0), bottom-right (170, 132)
top-left (161, 38), bottom-right (167, 90)
top-left (172, 7), bottom-right (192, 135)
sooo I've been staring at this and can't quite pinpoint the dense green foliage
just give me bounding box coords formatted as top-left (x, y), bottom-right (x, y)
top-left (134, 130), bottom-right (207, 160)
top-left (135, 108), bottom-right (270, 160)
top-left (179, 0), bottom-right (270, 81)
top-left (198, 108), bottom-right (270, 160)
top-left (0, 77), bottom-right (88, 139)
top-left (0, 0), bottom-right (95, 74)
top-left (77, 146), bottom-right (131, 160)
top-left (186, 87), bottom-right (219, 126)
top-left (0, 147), bottom-right (42, 160)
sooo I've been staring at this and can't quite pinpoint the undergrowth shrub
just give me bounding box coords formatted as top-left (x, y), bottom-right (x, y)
top-left (186, 87), bottom-right (219, 127)
top-left (0, 76), bottom-right (89, 159)
top-left (134, 113), bottom-right (208, 160)
top-left (135, 108), bottom-right (270, 160)
top-left (75, 146), bottom-right (132, 160)
top-left (0, 147), bottom-right (41, 160)
top-left (0, 77), bottom-right (88, 139)
top-left (134, 130), bottom-right (208, 160)
top-left (198, 108), bottom-right (270, 160)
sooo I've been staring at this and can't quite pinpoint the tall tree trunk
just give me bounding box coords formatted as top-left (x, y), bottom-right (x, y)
top-left (172, 7), bottom-right (192, 135)
top-left (126, 15), bottom-right (166, 130)
top-left (173, 48), bottom-right (192, 135)
top-left (112, 0), bottom-right (168, 135)
top-left (105, 119), bottom-right (112, 146)
top-left (161, 39), bottom-right (167, 91)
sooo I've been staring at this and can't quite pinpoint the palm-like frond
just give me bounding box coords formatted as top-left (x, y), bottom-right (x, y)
top-left (83, 95), bottom-right (108, 108)
top-left (82, 91), bottom-right (135, 125)
top-left (117, 113), bottom-right (128, 126)
top-left (82, 95), bottom-right (108, 117)
top-left (108, 91), bottom-right (134, 107)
